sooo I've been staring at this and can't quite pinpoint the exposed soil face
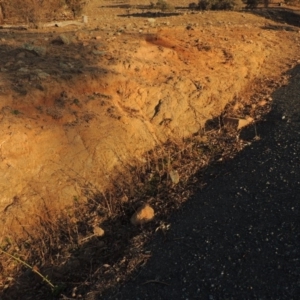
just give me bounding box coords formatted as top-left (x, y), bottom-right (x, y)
top-left (102, 64), bottom-right (300, 300)
top-left (0, 0), bottom-right (300, 299)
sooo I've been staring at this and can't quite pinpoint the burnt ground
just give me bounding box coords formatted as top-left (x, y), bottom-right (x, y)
top-left (98, 67), bottom-right (300, 299)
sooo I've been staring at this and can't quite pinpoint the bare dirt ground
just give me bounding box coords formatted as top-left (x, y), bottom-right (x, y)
top-left (0, 0), bottom-right (300, 299)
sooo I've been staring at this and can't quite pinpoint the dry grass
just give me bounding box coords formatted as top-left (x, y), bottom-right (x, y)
top-left (1, 0), bottom-right (63, 24)
top-left (0, 74), bottom-right (281, 298)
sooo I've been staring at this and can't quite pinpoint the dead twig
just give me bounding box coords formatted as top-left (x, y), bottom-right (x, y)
top-left (142, 279), bottom-right (170, 286)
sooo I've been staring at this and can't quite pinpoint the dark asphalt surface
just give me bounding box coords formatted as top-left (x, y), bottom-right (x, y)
top-left (103, 65), bottom-right (300, 299)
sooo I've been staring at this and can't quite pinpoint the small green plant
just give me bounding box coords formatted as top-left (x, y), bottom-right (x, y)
top-left (0, 247), bottom-right (55, 290)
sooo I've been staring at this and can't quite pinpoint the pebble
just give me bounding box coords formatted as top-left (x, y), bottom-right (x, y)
top-left (130, 204), bottom-right (155, 225)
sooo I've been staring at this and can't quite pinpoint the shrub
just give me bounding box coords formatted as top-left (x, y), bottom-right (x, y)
top-left (152, 0), bottom-right (175, 12)
top-left (197, 0), bottom-right (244, 10)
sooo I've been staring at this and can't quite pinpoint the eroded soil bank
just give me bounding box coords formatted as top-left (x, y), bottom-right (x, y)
top-left (1, 7), bottom-right (299, 233)
top-left (0, 1), bottom-right (300, 297)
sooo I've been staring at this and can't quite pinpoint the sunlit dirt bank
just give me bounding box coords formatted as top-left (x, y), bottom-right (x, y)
top-left (0, 1), bottom-right (300, 294)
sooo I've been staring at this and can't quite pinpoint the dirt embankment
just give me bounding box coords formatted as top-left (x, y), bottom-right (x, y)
top-left (0, 0), bottom-right (300, 255)
top-left (0, 0), bottom-right (300, 298)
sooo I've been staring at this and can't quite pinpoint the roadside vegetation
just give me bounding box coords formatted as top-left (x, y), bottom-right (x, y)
top-left (0, 0), bottom-right (88, 25)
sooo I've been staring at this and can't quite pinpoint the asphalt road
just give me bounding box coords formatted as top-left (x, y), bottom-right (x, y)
top-left (101, 64), bottom-right (300, 300)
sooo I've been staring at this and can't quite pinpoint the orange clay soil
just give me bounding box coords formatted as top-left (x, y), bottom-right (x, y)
top-left (0, 0), bottom-right (300, 247)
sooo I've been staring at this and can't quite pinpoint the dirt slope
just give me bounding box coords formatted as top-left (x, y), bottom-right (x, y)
top-left (101, 63), bottom-right (300, 300)
top-left (0, 1), bottom-right (300, 297)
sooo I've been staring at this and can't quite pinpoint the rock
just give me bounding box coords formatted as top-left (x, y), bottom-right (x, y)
top-left (59, 34), bottom-right (70, 44)
top-left (169, 169), bottom-right (180, 184)
top-left (130, 204), bottom-right (155, 225)
top-left (93, 226), bottom-right (105, 237)
top-left (223, 116), bottom-right (254, 130)
top-left (147, 18), bottom-right (155, 24)
top-left (22, 43), bottom-right (47, 57)
top-left (34, 46), bottom-right (47, 57)
top-left (52, 34), bottom-right (70, 45)
top-left (82, 15), bottom-right (88, 24)
top-left (238, 116), bottom-right (253, 129)
top-left (121, 195), bottom-right (129, 203)
top-left (258, 99), bottom-right (267, 106)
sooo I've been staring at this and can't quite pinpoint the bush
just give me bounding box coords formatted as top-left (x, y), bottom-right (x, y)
top-left (197, 0), bottom-right (244, 10)
top-left (151, 0), bottom-right (175, 12)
